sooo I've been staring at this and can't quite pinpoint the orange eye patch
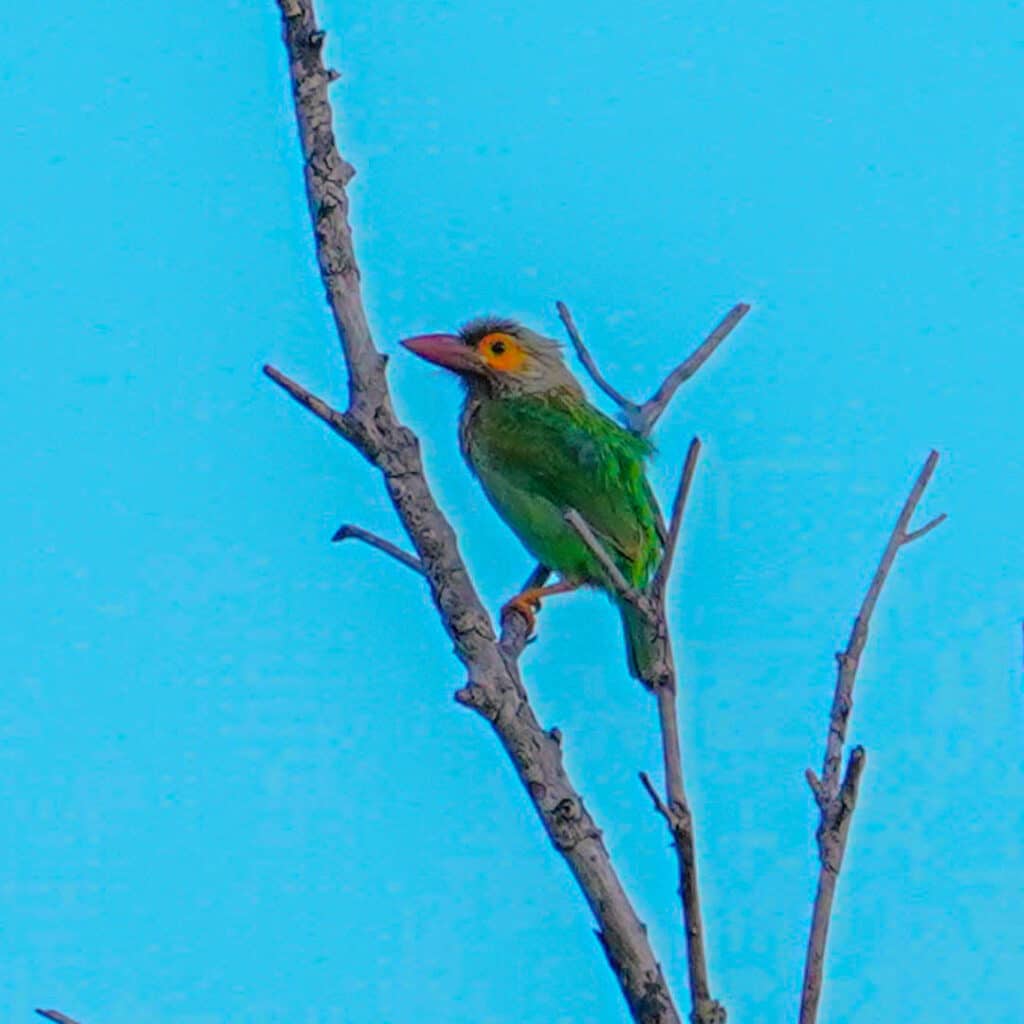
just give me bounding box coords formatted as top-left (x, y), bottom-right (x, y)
top-left (476, 332), bottom-right (527, 373)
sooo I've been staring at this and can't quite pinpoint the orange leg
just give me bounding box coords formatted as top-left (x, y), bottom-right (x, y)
top-left (500, 579), bottom-right (581, 636)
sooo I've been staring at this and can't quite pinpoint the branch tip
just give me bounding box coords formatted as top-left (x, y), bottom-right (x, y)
top-left (800, 451), bottom-right (941, 1024)
top-left (653, 436), bottom-right (703, 592)
top-left (903, 512), bottom-right (947, 545)
top-left (634, 302), bottom-right (751, 436)
top-left (330, 523), bottom-right (425, 575)
top-left (555, 301), bottom-right (637, 414)
top-left (262, 363), bottom-right (358, 445)
top-left (638, 770), bottom-right (670, 819)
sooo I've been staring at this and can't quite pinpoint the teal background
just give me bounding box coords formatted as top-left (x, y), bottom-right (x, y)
top-left (2, 1), bottom-right (1021, 1021)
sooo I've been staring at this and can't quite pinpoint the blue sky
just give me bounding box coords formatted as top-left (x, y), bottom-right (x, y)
top-left (2, 1), bottom-right (1021, 1021)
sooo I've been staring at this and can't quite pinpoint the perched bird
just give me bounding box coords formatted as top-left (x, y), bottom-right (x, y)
top-left (401, 318), bottom-right (662, 680)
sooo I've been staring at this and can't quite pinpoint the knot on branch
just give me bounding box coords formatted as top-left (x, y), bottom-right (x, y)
top-left (549, 796), bottom-right (601, 852)
top-left (454, 682), bottom-right (498, 720)
top-left (692, 997), bottom-right (728, 1024)
top-left (632, 975), bottom-right (677, 1022)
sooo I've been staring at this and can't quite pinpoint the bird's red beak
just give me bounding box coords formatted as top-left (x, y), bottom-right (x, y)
top-left (400, 333), bottom-right (483, 375)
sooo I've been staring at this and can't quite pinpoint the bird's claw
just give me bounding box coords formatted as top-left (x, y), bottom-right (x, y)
top-left (500, 593), bottom-right (542, 636)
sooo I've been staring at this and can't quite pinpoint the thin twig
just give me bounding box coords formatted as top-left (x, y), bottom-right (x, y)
top-left (563, 508), bottom-right (644, 607)
top-left (819, 450), bottom-right (944, 800)
top-left (629, 439), bottom-right (724, 1024)
top-left (652, 437), bottom-right (702, 597)
top-left (36, 1012), bottom-right (83, 1024)
top-left (655, 688), bottom-right (723, 1024)
top-left (556, 302), bottom-right (749, 437)
top-left (263, 364), bottom-right (361, 449)
top-left (798, 450), bottom-right (945, 1024)
top-left (903, 512), bottom-right (947, 544)
top-left (269, 4), bottom-right (682, 1021)
top-left (556, 301), bottom-right (639, 415)
top-left (331, 523), bottom-right (425, 575)
top-left (638, 770), bottom-right (670, 818)
top-left (635, 304), bottom-right (749, 437)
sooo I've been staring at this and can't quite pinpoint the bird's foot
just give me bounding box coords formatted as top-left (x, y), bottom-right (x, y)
top-left (500, 590), bottom-right (543, 636)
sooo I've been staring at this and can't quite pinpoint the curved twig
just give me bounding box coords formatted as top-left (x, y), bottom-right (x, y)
top-left (331, 523), bottom-right (425, 575)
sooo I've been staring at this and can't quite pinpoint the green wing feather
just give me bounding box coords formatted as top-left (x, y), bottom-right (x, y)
top-left (464, 392), bottom-right (661, 588)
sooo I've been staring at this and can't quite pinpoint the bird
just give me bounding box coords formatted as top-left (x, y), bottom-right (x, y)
top-left (401, 317), bottom-right (663, 680)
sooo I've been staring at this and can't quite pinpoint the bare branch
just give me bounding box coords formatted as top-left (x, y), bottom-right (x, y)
top-left (331, 524), bottom-right (425, 575)
top-left (563, 508), bottom-right (644, 607)
top-left (627, 441), bottom-right (724, 1023)
top-left (638, 770), bottom-right (671, 819)
top-left (903, 512), bottom-right (947, 545)
top-left (798, 451), bottom-right (944, 1024)
top-left (655, 685), bottom-right (724, 1024)
top-left (269, 3), bottom-right (682, 1021)
top-left (36, 1012), bottom-right (83, 1024)
top-left (819, 450), bottom-right (943, 798)
top-left (652, 437), bottom-right (702, 596)
top-left (804, 768), bottom-right (824, 804)
top-left (634, 304), bottom-right (749, 436)
top-left (556, 303), bottom-right (749, 437)
top-left (556, 301), bottom-right (640, 415)
top-left (553, 299), bottom-right (725, 1024)
top-left (263, 364), bottom-right (361, 449)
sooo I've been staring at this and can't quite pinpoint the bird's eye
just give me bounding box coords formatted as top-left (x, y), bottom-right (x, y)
top-left (490, 340), bottom-right (507, 355)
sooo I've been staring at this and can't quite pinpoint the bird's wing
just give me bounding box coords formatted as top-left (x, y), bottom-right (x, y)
top-left (469, 395), bottom-right (659, 569)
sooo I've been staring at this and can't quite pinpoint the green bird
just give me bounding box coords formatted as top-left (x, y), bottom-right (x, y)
top-left (401, 317), bottom-right (662, 680)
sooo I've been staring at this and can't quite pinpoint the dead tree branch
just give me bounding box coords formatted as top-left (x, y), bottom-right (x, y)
top-left (36, 1012), bottom-right (83, 1024)
top-left (566, 430), bottom-right (723, 1021)
top-left (563, 508), bottom-right (646, 607)
top-left (556, 301), bottom-right (637, 414)
top-left (638, 440), bottom-right (726, 1024)
top-left (267, 2), bottom-right (682, 1020)
top-left (557, 302), bottom-right (750, 437)
top-left (558, 299), bottom-right (733, 1022)
top-left (330, 523), bottom-right (426, 575)
top-left (798, 450), bottom-right (945, 1024)
top-left (652, 438), bottom-right (702, 598)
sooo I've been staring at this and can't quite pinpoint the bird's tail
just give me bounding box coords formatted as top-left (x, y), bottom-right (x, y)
top-left (619, 599), bottom-right (657, 683)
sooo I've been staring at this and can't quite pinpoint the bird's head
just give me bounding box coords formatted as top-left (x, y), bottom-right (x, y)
top-left (400, 317), bottom-right (582, 399)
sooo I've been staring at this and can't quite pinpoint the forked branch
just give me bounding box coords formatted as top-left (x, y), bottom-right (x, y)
top-left (557, 301), bottom-right (750, 437)
top-left (568, 430), bottom-right (724, 1021)
top-left (798, 450), bottom-right (945, 1024)
top-left (642, 442), bottom-right (725, 1024)
top-left (267, 2), bottom-right (683, 1021)
top-left (557, 313), bottom-right (727, 1022)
